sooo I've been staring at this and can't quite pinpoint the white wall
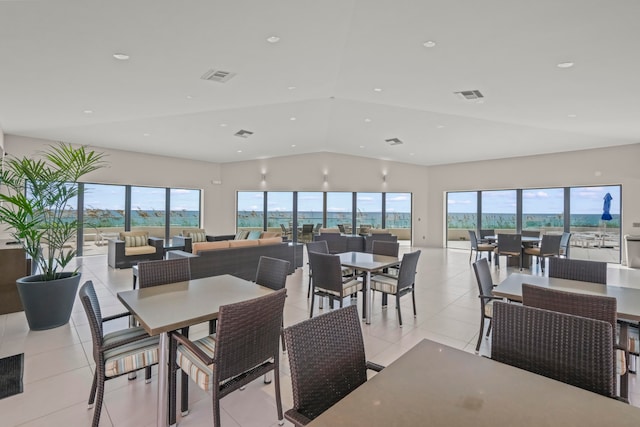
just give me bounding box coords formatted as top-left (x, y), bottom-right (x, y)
top-left (426, 143), bottom-right (640, 257)
top-left (3, 136), bottom-right (430, 243)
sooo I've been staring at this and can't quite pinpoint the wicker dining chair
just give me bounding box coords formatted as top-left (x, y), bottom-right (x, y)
top-left (521, 284), bottom-right (628, 401)
top-left (548, 257), bottom-right (607, 284)
top-left (283, 305), bottom-right (384, 426)
top-left (371, 240), bottom-right (400, 275)
top-left (494, 234), bottom-right (522, 270)
top-left (306, 240), bottom-right (330, 298)
top-left (255, 256), bottom-right (290, 351)
top-left (79, 281), bottom-right (159, 427)
top-left (468, 230), bottom-right (495, 262)
top-left (369, 250), bottom-right (421, 326)
top-left (523, 234), bottom-right (562, 272)
top-left (308, 251), bottom-right (363, 318)
top-left (491, 301), bottom-right (615, 399)
top-left (472, 258), bottom-right (502, 352)
top-left (559, 232), bottom-right (572, 258)
top-left (170, 288), bottom-right (287, 427)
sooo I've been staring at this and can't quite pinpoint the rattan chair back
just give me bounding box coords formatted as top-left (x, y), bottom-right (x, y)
top-left (473, 258), bottom-right (494, 298)
top-left (396, 250), bottom-right (421, 291)
top-left (496, 234), bottom-right (522, 255)
top-left (492, 301), bottom-right (615, 398)
top-left (548, 257), bottom-right (607, 284)
top-left (137, 258), bottom-right (191, 288)
top-left (371, 240), bottom-right (399, 257)
top-left (284, 305), bottom-right (368, 424)
top-left (80, 281), bottom-right (105, 356)
top-left (306, 240), bottom-right (329, 254)
top-left (522, 230), bottom-right (541, 238)
top-left (538, 234), bottom-right (562, 256)
top-left (479, 229), bottom-right (495, 242)
top-left (308, 252), bottom-right (344, 295)
top-left (559, 232), bottom-right (572, 257)
top-left (255, 256), bottom-right (290, 291)
top-left (468, 230), bottom-right (480, 250)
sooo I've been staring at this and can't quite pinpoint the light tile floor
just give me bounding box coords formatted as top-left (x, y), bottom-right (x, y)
top-left (1, 247), bottom-right (639, 426)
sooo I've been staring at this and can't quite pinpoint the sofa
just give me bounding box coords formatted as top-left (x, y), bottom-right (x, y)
top-left (107, 231), bottom-right (164, 269)
top-left (172, 229), bottom-right (279, 253)
top-left (167, 236), bottom-right (303, 281)
top-left (313, 231), bottom-right (397, 254)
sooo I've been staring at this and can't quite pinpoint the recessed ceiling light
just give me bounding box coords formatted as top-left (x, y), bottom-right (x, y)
top-left (409, 153), bottom-right (415, 156)
top-left (287, 86), bottom-right (297, 90)
top-left (423, 41), bottom-right (436, 48)
top-left (220, 123), bottom-right (228, 127)
top-left (83, 109), bottom-right (93, 114)
top-left (568, 114), bottom-right (577, 118)
top-left (436, 125), bottom-right (445, 129)
top-left (186, 95), bottom-right (193, 99)
top-left (113, 53), bottom-right (130, 61)
top-left (557, 62), bottom-right (574, 69)
top-left (143, 133), bottom-right (150, 137)
top-left (364, 118), bottom-right (371, 123)
top-left (237, 150), bottom-right (243, 153)
top-left (290, 117), bottom-right (296, 121)
top-left (359, 145), bottom-right (365, 149)
top-left (476, 99), bottom-right (485, 104)
top-left (291, 144), bottom-right (296, 148)
top-left (373, 88), bottom-right (383, 92)
top-left (266, 36), bottom-right (280, 43)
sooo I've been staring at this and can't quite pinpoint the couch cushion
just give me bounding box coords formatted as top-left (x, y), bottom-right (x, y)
top-left (183, 228), bottom-right (206, 237)
top-left (125, 245), bottom-right (157, 256)
top-left (190, 232), bottom-right (206, 243)
top-left (120, 231), bottom-right (149, 247)
top-left (319, 228), bottom-right (340, 234)
top-left (192, 241), bottom-right (230, 254)
top-left (258, 237), bottom-right (283, 245)
top-left (229, 239), bottom-right (259, 248)
top-left (246, 230), bottom-right (262, 240)
top-left (260, 231), bottom-right (278, 239)
top-left (234, 230), bottom-right (249, 240)
top-left (370, 229), bottom-right (391, 234)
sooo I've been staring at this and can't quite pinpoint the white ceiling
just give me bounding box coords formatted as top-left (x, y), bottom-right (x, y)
top-left (1, 0), bottom-right (639, 166)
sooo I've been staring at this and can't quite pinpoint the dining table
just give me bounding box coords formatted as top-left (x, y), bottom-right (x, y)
top-left (493, 272), bottom-right (640, 401)
top-left (117, 274), bottom-right (274, 427)
top-left (307, 339), bottom-right (639, 426)
top-left (485, 234), bottom-right (541, 268)
top-left (336, 251), bottom-right (401, 324)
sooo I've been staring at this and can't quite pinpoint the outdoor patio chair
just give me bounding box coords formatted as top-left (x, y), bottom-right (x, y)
top-left (468, 230), bottom-right (495, 262)
top-left (548, 257), bottom-right (607, 284)
top-left (308, 252), bottom-right (363, 318)
top-left (523, 234), bottom-right (562, 272)
top-left (472, 258), bottom-right (502, 352)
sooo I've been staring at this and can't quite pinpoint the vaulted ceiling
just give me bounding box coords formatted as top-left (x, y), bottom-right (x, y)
top-left (1, 0), bottom-right (639, 165)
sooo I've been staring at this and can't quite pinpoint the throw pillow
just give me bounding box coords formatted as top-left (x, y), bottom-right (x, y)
top-left (246, 230), bottom-right (262, 240)
top-left (190, 232), bottom-right (206, 243)
top-left (124, 234), bottom-right (148, 247)
top-left (235, 230), bottom-right (249, 240)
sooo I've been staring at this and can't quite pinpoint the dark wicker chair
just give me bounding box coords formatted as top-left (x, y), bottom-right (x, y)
top-left (559, 232), bottom-right (572, 258)
top-left (523, 234), bottom-right (562, 272)
top-left (308, 251), bottom-right (363, 318)
top-left (522, 229), bottom-right (541, 238)
top-left (521, 284), bottom-right (628, 401)
top-left (283, 305), bottom-right (384, 426)
top-left (468, 230), bottom-right (495, 262)
top-left (299, 224), bottom-right (315, 243)
top-left (255, 256), bottom-right (290, 351)
top-left (369, 250), bottom-right (421, 326)
top-left (306, 240), bottom-right (330, 298)
top-left (136, 257), bottom-right (191, 289)
top-left (479, 229), bottom-right (495, 243)
top-left (491, 301), bottom-right (615, 399)
top-left (79, 281), bottom-right (159, 427)
top-left (548, 257), bottom-right (607, 284)
top-left (494, 233), bottom-right (522, 270)
top-left (472, 258), bottom-right (502, 352)
top-left (371, 240), bottom-right (399, 257)
top-left (170, 288), bottom-right (287, 427)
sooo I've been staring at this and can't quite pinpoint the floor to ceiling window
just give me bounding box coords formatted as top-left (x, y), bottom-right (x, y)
top-left (385, 192), bottom-right (412, 241)
top-left (297, 192), bottom-right (324, 234)
top-left (236, 191), bottom-right (265, 231)
top-left (266, 192), bottom-right (293, 233)
top-left (82, 184), bottom-right (126, 255)
top-left (130, 186), bottom-right (166, 237)
top-left (356, 192), bottom-right (382, 230)
top-left (445, 185), bottom-right (622, 263)
top-left (326, 192), bottom-right (353, 232)
top-left (447, 191), bottom-right (478, 250)
top-left (170, 188), bottom-right (201, 237)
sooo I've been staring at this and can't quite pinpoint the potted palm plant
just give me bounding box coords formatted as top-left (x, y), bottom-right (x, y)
top-left (0, 143), bottom-right (107, 330)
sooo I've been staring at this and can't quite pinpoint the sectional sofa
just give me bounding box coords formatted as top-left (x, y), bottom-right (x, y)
top-left (167, 233), bottom-right (303, 281)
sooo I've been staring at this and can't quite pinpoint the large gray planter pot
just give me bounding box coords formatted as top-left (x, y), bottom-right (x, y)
top-left (16, 272), bottom-right (81, 331)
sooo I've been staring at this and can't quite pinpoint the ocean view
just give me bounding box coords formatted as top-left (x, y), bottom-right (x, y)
top-left (447, 213), bottom-right (620, 229)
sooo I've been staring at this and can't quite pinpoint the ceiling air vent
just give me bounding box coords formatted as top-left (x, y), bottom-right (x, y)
top-left (454, 90), bottom-right (484, 100)
top-left (385, 138), bottom-right (403, 146)
top-left (234, 129), bottom-right (253, 138)
top-left (200, 69), bottom-right (236, 83)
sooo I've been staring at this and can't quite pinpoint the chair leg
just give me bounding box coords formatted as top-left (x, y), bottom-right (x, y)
top-left (476, 315), bottom-right (485, 352)
top-left (145, 366), bottom-right (152, 383)
top-left (396, 293), bottom-right (403, 327)
top-left (307, 273), bottom-right (312, 298)
top-left (212, 379), bottom-right (221, 427)
top-left (309, 290), bottom-right (315, 318)
top-left (169, 333), bottom-right (177, 426)
top-left (180, 327), bottom-right (191, 417)
top-left (382, 293), bottom-right (388, 307)
top-left (469, 248), bottom-right (473, 262)
top-left (88, 370), bottom-right (97, 408)
top-left (274, 366), bottom-right (284, 425)
top-left (91, 372), bottom-right (105, 427)
top-left (411, 287), bottom-right (417, 317)
top-left (486, 319), bottom-right (492, 337)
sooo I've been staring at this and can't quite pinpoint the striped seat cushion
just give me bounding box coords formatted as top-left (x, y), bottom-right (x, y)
top-left (103, 335), bottom-right (159, 377)
top-left (317, 279), bottom-right (363, 297)
top-left (190, 232), bottom-right (206, 243)
top-left (617, 349), bottom-right (626, 376)
top-left (484, 300), bottom-right (494, 318)
top-left (176, 335), bottom-right (268, 390)
top-left (370, 275), bottom-right (399, 294)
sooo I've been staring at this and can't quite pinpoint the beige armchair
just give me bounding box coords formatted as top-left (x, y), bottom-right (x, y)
top-left (107, 231), bottom-right (163, 269)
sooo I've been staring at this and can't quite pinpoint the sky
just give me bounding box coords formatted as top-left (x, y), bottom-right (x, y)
top-left (83, 184), bottom-right (200, 211)
top-left (447, 186), bottom-right (621, 215)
